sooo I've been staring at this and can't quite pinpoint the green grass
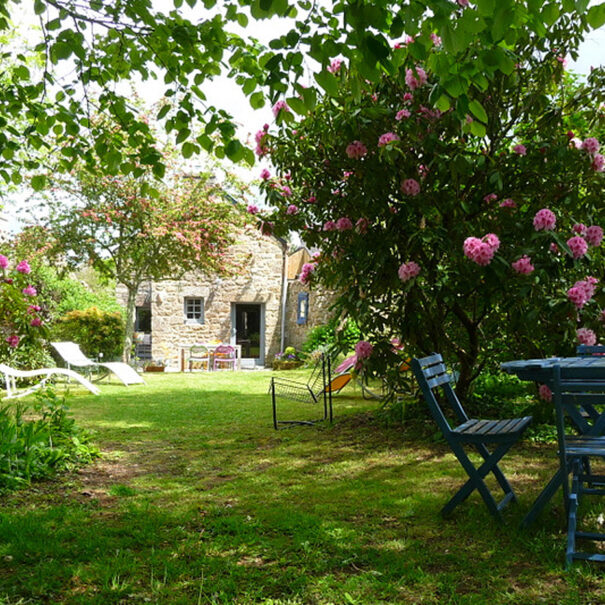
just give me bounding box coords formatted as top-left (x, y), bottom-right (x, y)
top-left (1, 370), bottom-right (604, 604)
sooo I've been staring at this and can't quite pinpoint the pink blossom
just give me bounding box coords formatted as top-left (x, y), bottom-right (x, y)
top-left (281, 185), bottom-right (292, 197)
top-left (401, 178), bottom-right (420, 196)
top-left (306, 195), bottom-right (316, 204)
top-left (550, 243), bottom-right (559, 254)
top-left (572, 223), bottom-right (587, 236)
top-left (260, 169), bottom-right (271, 180)
top-left (570, 137), bottom-right (583, 150)
top-left (398, 261), bottom-right (421, 282)
top-left (567, 277), bottom-right (599, 309)
top-left (513, 144), bottom-right (527, 155)
top-left (22, 285), bottom-right (37, 296)
top-left (323, 220), bottom-right (337, 232)
top-left (483, 233), bottom-right (500, 252)
top-left (378, 132), bottom-right (400, 147)
top-left (577, 328), bottom-right (597, 346)
top-left (592, 153), bottom-right (605, 172)
top-left (286, 205), bottom-right (299, 215)
top-left (582, 137), bottom-right (600, 154)
top-left (457, 0), bottom-right (469, 6)
top-left (403, 92), bottom-right (413, 103)
top-left (533, 208), bottom-right (556, 231)
top-left (586, 225), bottom-right (604, 247)
top-left (356, 217), bottom-right (369, 234)
top-left (405, 67), bottom-right (427, 90)
top-left (567, 236), bottom-right (588, 259)
top-left (327, 59), bottom-right (342, 73)
top-left (16, 260), bottom-right (31, 274)
top-left (464, 236), bottom-right (495, 266)
top-left (299, 262), bottom-right (315, 285)
top-left (463, 237), bottom-right (482, 259)
top-left (430, 33), bottom-right (442, 46)
top-left (27, 305), bottom-right (41, 313)
top-left (499, 198), bottom-right (517, 208)
top-left (345, 140), bottom-right (367, 159)
top-left (539, 384), bottom-right (552, 402)
top-left (0, 254), bottom-right (7, 269)
top-left (247, 204), bottom-right (259, 214)
top-left (30, 317), bottom-right (42, 327)
top-left (336, 217), bottom-right (353, 231)
top-left (396, 109), bottom-right (411, 120)
top-left (511, 255), bottom-right (535, 274)
top-left (6, 334), bottom-right (19, 348)
top-left (483, 193), bottom-right (498, 203)
top-left (272, 100), bottom-right (290, 117)
top-left (355, 340), bottom-right (373, 359)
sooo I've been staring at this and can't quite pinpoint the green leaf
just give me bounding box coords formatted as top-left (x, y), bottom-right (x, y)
top-left (157, 104), bottom-right (171, 120)
top-left (468, 99), bottom-right (488, 123)
top-left (435, 95), bottom-right (451, 112)
top-left (469, 121), bottom-right (486, 137)
top-left (225, 139), bottom-right (244, 162)
top-left (31, 174), bottom-right (46, 191)
top-left (34, 0), bottom-right (45, 14)
top-left (286, 96), bottom-right (307, 115)
top-left (541, 3), bottom-right (560, 25)
top-left (176, 128), bottom-right (191, 144)
top-left (476, 0), bottom-right (496, 15)
top-left (250, 92), bottom-right (265, 109)
top-left (575, 0), bottom-right (590, 14)
top-left (443, 77), bottom-right (466, 98)
top-left (314, 70), bottom-right (340, 96)
top-left (587, 3), bottom-right (605, 28)
top-left (182, 142), bottom-right (197, 159)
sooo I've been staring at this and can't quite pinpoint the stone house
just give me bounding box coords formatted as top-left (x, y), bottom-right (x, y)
top-left (118, 226), bottom-right (336, 369)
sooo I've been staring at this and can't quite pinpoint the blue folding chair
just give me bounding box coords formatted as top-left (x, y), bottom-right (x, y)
top-left (411, 354), bottom-right (532, 520)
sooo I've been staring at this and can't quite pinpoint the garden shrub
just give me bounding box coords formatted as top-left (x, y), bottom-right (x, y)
top-left (302, 317), bottom-right (361, 354)
top-left (0, 388), bottom-right (98, 491)
top-left (53, 306), bottom-right (124, 360)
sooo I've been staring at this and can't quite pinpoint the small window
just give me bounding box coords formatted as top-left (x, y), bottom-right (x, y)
top-left (184, 297), bottom-right (204, 324)
top-left (297, 292), bottom-right (309, 325)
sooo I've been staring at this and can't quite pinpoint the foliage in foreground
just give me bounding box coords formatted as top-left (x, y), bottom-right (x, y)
top-left (0, 388), bottom-right (98, 491)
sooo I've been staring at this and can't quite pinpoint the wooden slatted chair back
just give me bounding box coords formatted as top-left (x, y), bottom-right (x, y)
top-left (411, 354), bottom-right (469, 436)
top-left (577, 345), bottom-right (605, 357)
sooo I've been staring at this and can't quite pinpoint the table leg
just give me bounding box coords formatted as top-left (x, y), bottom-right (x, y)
top-left (521, 466), bottom-right (565, 528)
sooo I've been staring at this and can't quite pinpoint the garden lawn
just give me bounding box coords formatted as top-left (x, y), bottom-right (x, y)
top-left (0, 370), bottom-right (604, 604)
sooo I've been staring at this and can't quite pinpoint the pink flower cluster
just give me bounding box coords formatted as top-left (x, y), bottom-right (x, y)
top-left (323, 220), bottom-right (337, 232)
top-left (401, 178), bottom-right (420, 196)
top-left (483, 193), bottom-right (498, 203)
top-left (272, 100), bottom-right (290, 118)
top-left (0, 254), bottom-right (8, 269)
top-left (336, 217), bottom-right (353, 231)
top-left (247, 204), bottom-right (259, 214)
top-left (538, 384), bottom-right (552, 402)
top-left (327, 59), bottom-right (342, 73)
top-left (533, 208), bottom-right (556, 231)
top-left (567, 277), bottom-right (599, 309)
top-left (577, 328), bottom-right (597, 346)
top-left (22, 285), bottom-right (37, 296)
top-left (405, 66), bottom-right (427, 90)
top-left (255, 125), bottom-right (269, 157)
top-left (355, 340), bottom-right (373, 359)
top-left (582, 137), bottom-right (600, 154)
top-left (398, 261), bottom-right (421, 282)
top-left (499, 198), bottom-right (516, 209)
top-left (586, 225), bottom-right (604, 247)
top-left (345, 140), bottom-right (367, 159)
top-left (463, 234), bottom-right (500, 266)
top-left (6, 334), bottom-right (19, 348)
top-left (260, 169), bottom-right (271, 180)
top-left (511, 255), bottom-right (535, 274)
top-left (356, 217), bottom-right (369, 234)
top-left (567, 235), bottom-right (588, 259)
top-left (378, 132), bottom-right (400, 147)
top-left (299, 262), bottom-right (315, 285)
top-left (396, 109), bottom-right (411, 120)
top-left (513, 144), bottom-right (527, 156)
top-left (286, 205), bottom-right (298, 215)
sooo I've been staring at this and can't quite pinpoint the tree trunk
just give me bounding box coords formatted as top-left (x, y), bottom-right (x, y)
top-left (123, 286), bottom-right (137, 363)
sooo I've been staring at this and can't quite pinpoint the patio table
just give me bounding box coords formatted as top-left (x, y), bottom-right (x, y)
top-left (501, 356), bottom-right (605, 527)
top-left (179, 343), bottom-right (242, 372)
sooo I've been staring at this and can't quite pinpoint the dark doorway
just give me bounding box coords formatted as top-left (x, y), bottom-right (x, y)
top-left (234, 304), bottom-right (262, 361)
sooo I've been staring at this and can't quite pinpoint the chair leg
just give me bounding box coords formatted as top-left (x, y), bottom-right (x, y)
top-left (475, 443), bottom-right (516, 502)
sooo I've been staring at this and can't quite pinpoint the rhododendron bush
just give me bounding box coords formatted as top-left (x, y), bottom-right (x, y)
top-left (257, 43), bottom-right (604, 399)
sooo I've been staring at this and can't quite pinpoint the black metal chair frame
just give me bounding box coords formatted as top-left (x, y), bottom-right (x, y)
top-left (411, 353), bottom-right (532, 520)
top-left (270, 353), bottom-right (333, 429)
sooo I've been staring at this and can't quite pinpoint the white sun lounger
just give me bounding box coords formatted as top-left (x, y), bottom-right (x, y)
top-left (51, 341), bottom-right (145, 386)
top-left (0, 363), bottom-right (101, 399)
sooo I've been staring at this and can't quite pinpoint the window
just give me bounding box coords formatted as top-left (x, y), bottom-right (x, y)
top-left (184, 297), bottom-right (204, 324)
top-left (297, 292), bottom-right (309, 325)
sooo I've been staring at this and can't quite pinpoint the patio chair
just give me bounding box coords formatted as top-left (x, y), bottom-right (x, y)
top-left (411, 353), bottom-right (532, 520)
top-left (270, 353), bottom-right (334, 429)
top-left (551, 364), bottom-right (605, 566)
top-left (188, 344), bottom-right (210, 371)
top-left (51, 341), bottom-right (145, 386)
top-left (0, 363), bottom-right (100, 399)
top-left (213, 344), bottom-right (236, 371)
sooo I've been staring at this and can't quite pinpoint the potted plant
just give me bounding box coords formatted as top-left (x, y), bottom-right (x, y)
top-left (273, 347), bottom-right (305, 370)
top-left (144, 359), bottom-right (166, 372)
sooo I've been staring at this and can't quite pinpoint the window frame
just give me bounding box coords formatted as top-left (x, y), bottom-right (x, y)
top-left (184, 296), bottom-right (205, 324)
top-left (296, 292), bottom-right (309, 325)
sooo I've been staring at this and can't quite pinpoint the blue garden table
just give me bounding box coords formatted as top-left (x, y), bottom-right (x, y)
top-left (501, 356), bottom-right (605, 527)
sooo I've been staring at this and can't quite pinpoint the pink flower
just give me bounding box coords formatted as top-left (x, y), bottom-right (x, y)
top-left (463, 237), bottom-right (482, 259)
top-left (281, 185), bottom-right (292, 197)
top-left (355, 217), bottom-right (369, 234)
top-left (336, 217), bottom-right (353, 231)
top-left (323, 220), bottom-right (337, 232)
top-left (570, 137), bottom-right (583, 150)
top-left (306, 195), bottom-right (316, 204)
top-left (511, 255), bottom-right (535, 274)
top-left (327, 59), bottom-right (342, 73)
top-left (299, 262), bottom-right (315, 285)
top-left (577, 328), bottom-right (597, 346)
top-left (499, 198), bottom-right (517, 208)
top-left (582, 137), bottom-right (600, 154)
top-left (16, 260), bottom-right (31, 274)
top-left (355, 340), bottom-right (374, 360)
top-left (396, 109), bottom-right (411, 120)
top-left (246, 204), bottom-right (259, 214)
top-left (539, 384), bottom-right (552, 402)
top-left (378, 132), bottom-right (400, 147)
top-left (403, 92), bottom-right (413, 103)
top-left (483, 193), bottom-right (498, 203)
top-left (27, 304), bottom-right (41, 313)
top-left (30, 317), bottom-right (43, 327)
top-left (401, 178), bottom-right (420, 196)
top-left (272, 100), bottom-right (290, 117)
top-left (457, 0), bottom-right (469, 6)
top-left (398, 261), bottom-right (421, 282)
top-left (464, 236), bottom-right (494, 266)
top-left (405, 67), bottom-right (427, 90)
top-left (550, 243), bottom-right (559, 254)
top-left (573, 223), bottom-right (587, 236)
top-left (6, 334), bottom-right (19, 348)
top-left (586, 225), bottom-right (604, 247)
top-left (567, 286), bottom-right (586, 309)
top-left (345, 140), bottom-right (367, 159)
top-left (260, 169), bottom-right (271, 180)
top-left (430, 33), bottom-right (442, 46)
top-left (483, 233), bottom-right (500, 252)
top-left (567, 236), bottom-right (588, 259)
top-left (533, 208), bottom-right (556, 231)
top-left (567, 277), bottom-right (599, 309)
top-left (513, 144), bottom-right (527, 155)
top-left (592, 153), bottom-right (605, 172)
top-left (0, 254), bottom-right (7, 269)
top-left (22, 285), bottom-right (37, 296)
top-left (286, 205), bottom-right (299, 215)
